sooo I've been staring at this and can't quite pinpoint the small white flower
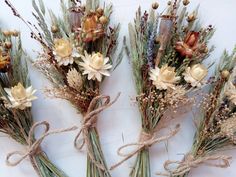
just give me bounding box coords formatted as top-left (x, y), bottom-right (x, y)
top-left (183, 64), bottom-right (208, 87)
top-left (2, 83), bottom-right (37, 110)
top-left (149, 64), bottom-right (180, 90)
top-left (225, 82), bottom-right (236, 105)
top-left (67, 68), bottom-right (83, 91)
top-left (53, 38), bottom-right (80, 66)
top-left (78, 51), bottom-right (112, 82)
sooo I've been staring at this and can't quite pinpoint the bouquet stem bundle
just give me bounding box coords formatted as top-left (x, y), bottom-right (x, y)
top-left (0, 29), bottom-right (76, 177)
top-left (5, 0), bottom-right (122, 176)
top-left (111, 1), bottom-right (215, 176)
top-left (160, 47), bottom-right (236, 177)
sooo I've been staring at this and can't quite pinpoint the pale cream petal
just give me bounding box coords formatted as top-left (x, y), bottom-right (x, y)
top-left (99, 70), bottom-right (110, 76)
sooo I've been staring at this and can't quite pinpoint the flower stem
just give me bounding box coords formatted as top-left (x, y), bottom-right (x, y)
top-left (175, 173), bottom-right (189, 177)
top-left (34, 153), bottom-right (68, 177)
top-left (130, 148), bottom-right (151, 177)
top-left (87, 127), bottom-right (111, 177)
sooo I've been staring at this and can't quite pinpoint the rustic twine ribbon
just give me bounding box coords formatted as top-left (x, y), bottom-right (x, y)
top-left (6, 121), bottom-right (78, 168)
top-left (157, 154), bottom-right (232, 176)
top-left (74, 93), bottom-right (121, 170)
top-left (110, 124), bottom-right (181, 170)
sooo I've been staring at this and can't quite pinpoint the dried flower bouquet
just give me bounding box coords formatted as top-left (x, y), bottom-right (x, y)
top-left (0, 29), bottom-right (76, 177)
top-left (159, 47), bottom-right (236, 177)
top-left (111, 0), bottom-right (215, 177)
top-left (5, 0), bottom-right (121, 176)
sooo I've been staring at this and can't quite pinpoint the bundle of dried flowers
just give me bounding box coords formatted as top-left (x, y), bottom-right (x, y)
top-left (110, 1), bottom-right (215, 176)
top-left (0, 29), bottom-right (77, 177)
top-left (159, 47), bottom-right (236, 177)
top-left (5, 0), bottom-right (122, 176)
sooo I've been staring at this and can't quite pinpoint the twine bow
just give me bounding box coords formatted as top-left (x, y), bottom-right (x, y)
top-left (110, 124), bottom-right (180, 170)
top-left (6, 121), bottom-right (77, 167)
top-left (74, 93), bottom-right (121, 170)
top-left (157, 154), bottom-right (232, 176)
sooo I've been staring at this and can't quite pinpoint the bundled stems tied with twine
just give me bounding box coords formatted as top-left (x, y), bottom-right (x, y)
top-left (110, 124), bottom-right (181, 171)
top-left (6, 121), bottom-right (78, 177)
top-left (157, 154), bottom-right (231, 177)
top-left (74, 93), bottom-right (121, 175)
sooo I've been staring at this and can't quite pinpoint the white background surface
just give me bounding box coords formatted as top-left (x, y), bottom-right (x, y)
top-left (0, 0), bottom-right (236, 177)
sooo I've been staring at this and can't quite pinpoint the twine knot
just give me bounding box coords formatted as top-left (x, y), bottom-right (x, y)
top-left (110, 124), bottom-right (180, 170)
top-left (157, 154), bottom-right (232, 176)
top-left (6, 121), bottom-right (77, 167)
top-left (74, 93), bottom-right (121, 170)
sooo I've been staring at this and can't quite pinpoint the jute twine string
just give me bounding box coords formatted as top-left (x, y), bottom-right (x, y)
top-left (6, 121), bottom-right (77, 175)
top-left (157, 154), bottom-right (232, 176)
top-left (110, 124), bottom-right (181, 170)
top-left (74, 93), bottom-right (121, 171)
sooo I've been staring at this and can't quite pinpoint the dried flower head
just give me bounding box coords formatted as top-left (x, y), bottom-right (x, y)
top-left (0, 49), bottom-right (11, 72)
top-left (81, 12), bottom-right (105, 42)
top-left (175, 32), bottom-right (199, 58)
top-left (164, 86), bottom-right (187, 108)
top-left (2, 83), bottom-right (37, 110)
top-left (183, 64), bottom-right (208, 87)
top-left (69, 7), bottom-right (84, 30)
top-left (53, 38), bottom-right (80, 66)
top-left (187, 11), bottom-right (197, 22)
top-left (183, 0), bottom-right (190, 6)
top-left (225, 82), bottom-right (236, 105)
top-left (152, 2), bottom-right (159, 9)
top-left (79, 51), bottom-right (112, 82)
top-left (67, 68), bottom-right (83, 91)
top-left (220, 115), bottom-right (236, 141)
top-left (149, 64), bottom-right (180, 90)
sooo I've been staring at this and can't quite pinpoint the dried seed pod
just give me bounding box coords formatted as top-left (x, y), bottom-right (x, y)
top-left (4, 42), bottom-right (12, 49)
top-left (167, 1), bottom-right (172, 5)
top-left (183, 0), bottom-right (190, 6)
top-left (204, 47), bottom-right (209, 53)
top-left (99, 16), bottom-right (108, 24)
top-left (12, 30), bottom-right (19, 37)
top-left (155, 36), bottom-right (160, 44)
top-left (2, 30), bottom-right (11, 37)
top-left (69, 7), bottom-right (84, 31)
top-left (187, 12), bottom-right (197, 23)
top-left (51, 25), bottom-right (59, 33)
top-left (152, 2), bottom-right (159, 9)
top-left (96, 7), bottom-right (104, 17)
top-left (221, 70), bottom-right (230, 79)
top-left (155, 16), bottom-right (173, 66)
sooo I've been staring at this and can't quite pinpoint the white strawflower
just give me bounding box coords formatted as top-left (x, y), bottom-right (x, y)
top-left (53, 38), bottom-right (80, 66)
top-left (183, 64), bottom-right (208, 87)
top-left (149, 64), bottom-right (180, 90)
top-left (78, 51), bottom-right (112, 82)
top-left (2, 83), bottom-right (37, 110)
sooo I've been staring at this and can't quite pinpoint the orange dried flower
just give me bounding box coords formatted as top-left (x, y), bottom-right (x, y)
top-left (81, 12), bottom-right (105, 43)
top-left (0, 49), bottom-right (10, 72)
top-left (175, 32), bottom-right (199, 58)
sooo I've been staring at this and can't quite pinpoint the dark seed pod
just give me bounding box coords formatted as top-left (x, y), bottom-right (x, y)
top-left (4, 42), bottom-right (12, 49)
top-left (152, 2), bottom-right (159, 9)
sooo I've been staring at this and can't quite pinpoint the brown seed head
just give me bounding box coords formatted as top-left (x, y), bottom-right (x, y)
top-left (221, 70), bottom-right (230, 79)
top-left (183, 0), bottom-right (190, 6)
top-left (4, 42), bottom-right (12, 49)
top-left (12, 30), bottom-right (19, 37)
top-left (187, 13), bottom-right (197, 23)
top-left (2, 30), bottom-right (11, 37)
top-left (51, 25), bottom-right (59, 33)
top-left (96, 7), bottom-right (104, 17)
top-left (99, 16), bottom-right (108, 24)
top-left (152, 2), bottom-right (159, 9)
